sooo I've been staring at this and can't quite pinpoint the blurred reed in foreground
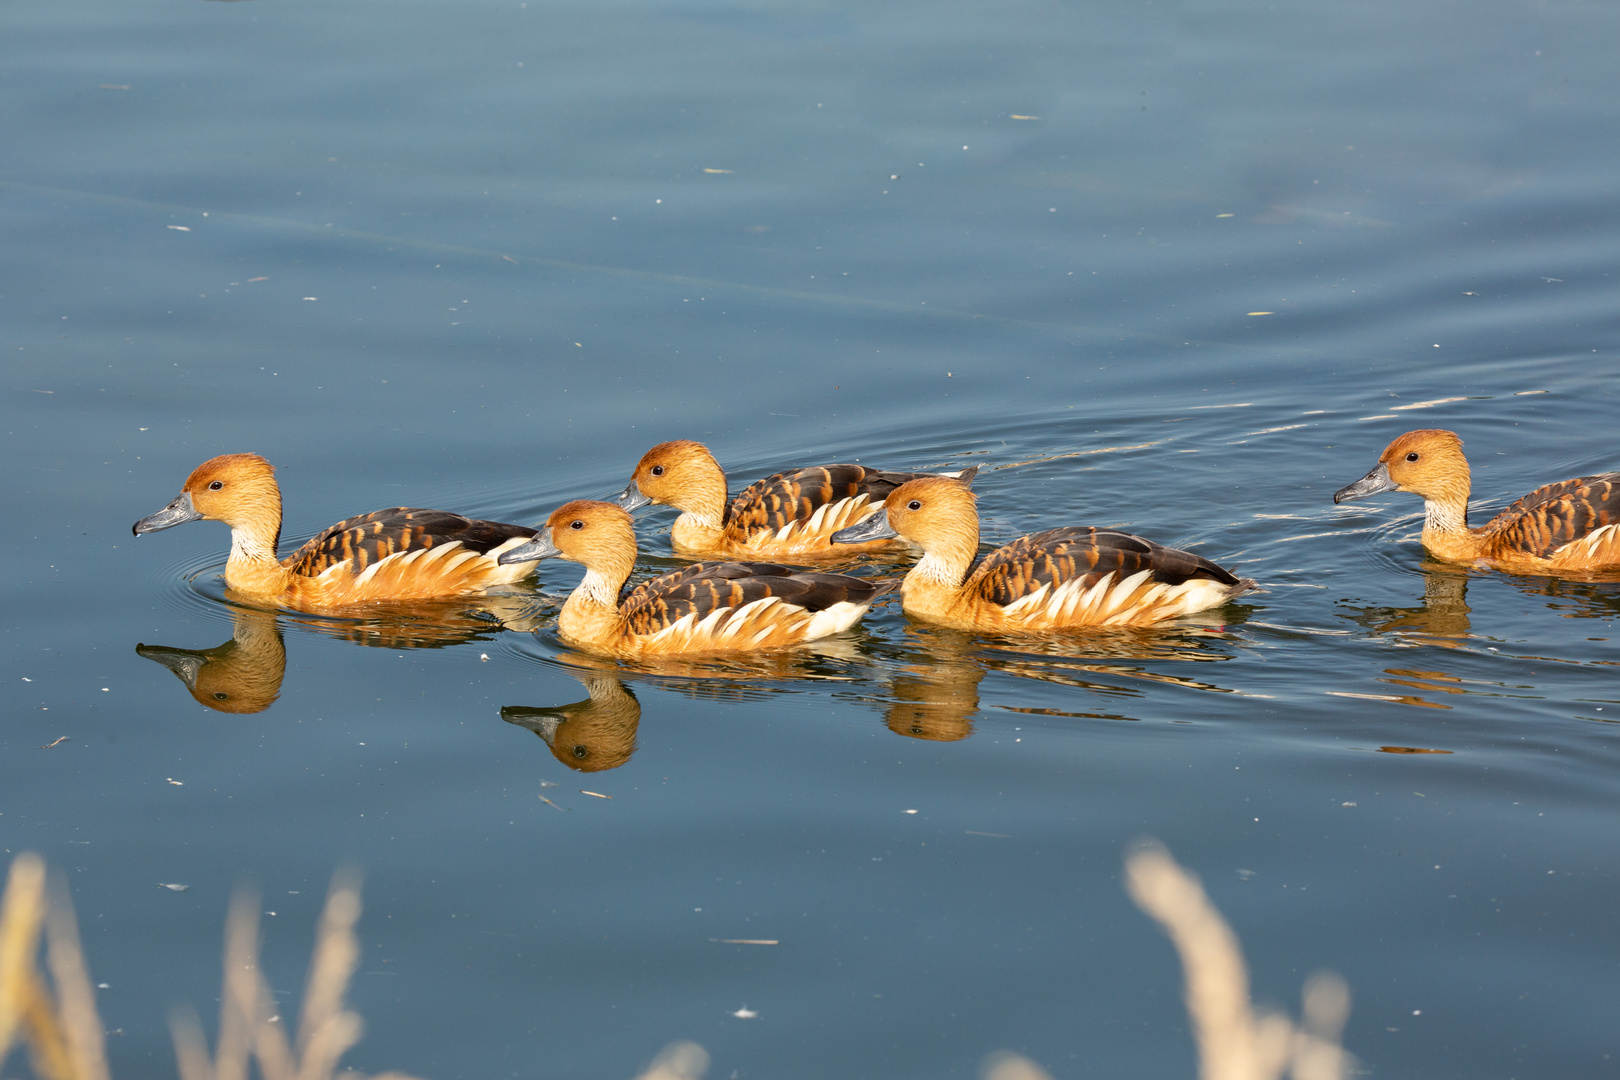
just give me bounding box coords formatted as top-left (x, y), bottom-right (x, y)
top-left (1, 840), bottom-right (1349, 1080)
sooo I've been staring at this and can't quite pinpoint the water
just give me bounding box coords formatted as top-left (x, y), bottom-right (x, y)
top-left (4, 0), bottom-right (1619, 1077)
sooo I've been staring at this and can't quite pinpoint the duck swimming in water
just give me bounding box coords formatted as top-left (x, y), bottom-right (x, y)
top-left (830, 476), bottom-right (1253, 630)
top-left (497, 500), bottom-right (887, 656)
top-left (613, 439), bottom-right (975, 559)
top-left (1333, 429), bottom-right (1620, 573)
top-left (133, 453), bottom-right (538, 609)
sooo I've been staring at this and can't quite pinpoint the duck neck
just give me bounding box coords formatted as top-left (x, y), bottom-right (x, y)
top-left (558, 560), bottom-right (633, 642)
top-left (902, 523), bottom-right (978, 613)
top-left (678, 465), bottom-right (731, 530)
top-left (1416, 461), bottom-right (1473, 547)
top-left (222, 504), bottom-right (289, 597)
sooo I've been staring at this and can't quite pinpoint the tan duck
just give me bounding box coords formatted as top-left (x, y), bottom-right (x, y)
top-left (830, 476), bottom-right (1253, 630)
top-left (137, 607), bottom-right (286, 714)
top-left (1334, 429), bottom-right (1620, 572)
top-left (501, 675), bottom-right (641, 772)
top-left (613, 439), bottom-right (975, 559)
top-left (497, 500), bottom-right (888, 656)
top-left (133, 454), bottom-right (538, 609)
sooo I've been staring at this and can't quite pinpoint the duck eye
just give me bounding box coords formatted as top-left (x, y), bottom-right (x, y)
top-left (213, 692), bottom-right (229, 700)
top-left (1405, 452), bottom-right (1420, 462)
top-left (569, 519), bottom-right (585, 530)
top-left (650, 465), bottom-right (665, 476)
top-left (571, 745), bottom-right (587, 759)
top-left (907, 500), bottom-right (922, 511)
top-left (209, 480), bottom-right (224, 490)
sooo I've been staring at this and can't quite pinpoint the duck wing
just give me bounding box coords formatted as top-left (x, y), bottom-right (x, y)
top-left (968, 527), bottom-right (1242, 607)
top-left (1478, 473), bottom-right (1620, 558)
top-left (727, 465), bottom-right (966, 533)
top-left (282, 508), bottom-right (537, 576)
top-left (617, 560), bottom-right (886, 634)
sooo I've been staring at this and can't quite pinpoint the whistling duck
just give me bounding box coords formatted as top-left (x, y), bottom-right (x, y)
top-left (1334, 429), bottom-right (1620, 572)
top-left (501, 675), bottom-right (641, 773)
top-left (137, 607), bottom-right (286, 715)
top-left (133, 453), bottom-right (538, 608)
top-left (496, 500), bottom-right (887, 656)
top-left (830, 476), bottom-right (1253, 630)
top-left (613, 439), bottom-right (977, 559)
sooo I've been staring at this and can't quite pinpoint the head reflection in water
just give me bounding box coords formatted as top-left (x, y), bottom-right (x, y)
top-left (137, 607), bottom-right (286, 714)
top-left (501, 675), bottom-right (640, 772)
top-left (885, 663), bottom-right (984, 741)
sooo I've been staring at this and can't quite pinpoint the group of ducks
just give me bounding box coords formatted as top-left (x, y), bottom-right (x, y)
top-left (133, 430), bottom-right (1620, 657)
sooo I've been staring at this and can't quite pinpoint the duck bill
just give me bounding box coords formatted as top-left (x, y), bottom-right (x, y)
top-left (133, 491), bottom-right (203, 535)
top-left (831, 508), bottom-right (898, 545)
top-left (500, 705), bottom-right (564, 744)
top-left (1334, 462), bottom-right (1397, 504)
top-left (613, 481), bottom-right (652, 513)
top-left (496, 526), bottom-right (562, 565)
top-left (135, 643), bottom-right (207, 688)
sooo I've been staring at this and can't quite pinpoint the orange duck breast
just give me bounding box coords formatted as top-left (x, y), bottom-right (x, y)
top-left (1334, 429), bottom-right (1620, 573)
top-left (830, 476), bottom-right (1253, 630)
top-left (133, 453), bottom-right (539, 607)
top-left (496, 500), bottom-right (887, 656)
top-left (613, 439), bottom-right (976, 559)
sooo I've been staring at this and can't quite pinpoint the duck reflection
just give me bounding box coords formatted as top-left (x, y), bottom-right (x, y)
top-left (881, 629), bottom-right (985, 742)
top-left (1337, 562), bottom-right (1474, 644)
top-left (1506, 573), bottom-right (1620, 620)
top-left (497, 638), bottom-right (878, 770)
top-left (138, 607), bottom-right (286, 714)
top-left (501, 674), bottom-right (641, 772)
top-left (139, 593), bottom-right (548, 714)
top-left (873, 617), bottom-right (1248, 740)
top-left (279, 592), bottom-right (549, 649)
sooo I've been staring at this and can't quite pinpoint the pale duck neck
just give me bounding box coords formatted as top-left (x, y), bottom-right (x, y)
top-left (222, 509), bottom-right (290, 596)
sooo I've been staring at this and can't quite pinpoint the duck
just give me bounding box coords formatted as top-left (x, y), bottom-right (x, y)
top-left (613, 439), bottom-right (977, 559)
top-left (133, 453), bottom-right (539, 608)
top-left (137, 607), bottom-right (286, 715)
top-left (1333, 428), bottom-right (1620, 572)
top-left (829, 476), bottom-right (1254, 630)
top-left (501, 675), bottom-right (641, 773)
top-left (496, 500), bottom-right (887, 656)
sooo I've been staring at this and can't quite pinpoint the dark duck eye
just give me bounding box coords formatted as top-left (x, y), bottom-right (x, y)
top-left (1405, 452), bottom-right (1420, 462)
top-left (650, 465), bottom-right (665, 476)
top-left (570, 519), bottom-right (585, 530)
top-left (209, 480), bottom-right (224, 490)
top-left (907, 500), bottom-right (922, 511)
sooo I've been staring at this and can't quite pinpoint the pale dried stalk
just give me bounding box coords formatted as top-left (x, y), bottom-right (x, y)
top-left (293, 870), bottom-right (364, 1080)
top-left (632, 1041), bottom-right (710, 1080)
top-left (1124, 841), bottom-right (1351, 1080)
top-left (1125, 843), bottom-right (1268, 1080)
top-left (167, 870), bottom-right (419, 1080)
top-left (43, 875), bottom-right (112, 1080)
top-left (1290, 973), bottom-right (1351, 1080)
top-left (0, 853), bottom-right (47, 1063)
top-left (2, 853), bottom-right (78, 1080)
top-left (981, 1051), bottom-right (1056, 1080)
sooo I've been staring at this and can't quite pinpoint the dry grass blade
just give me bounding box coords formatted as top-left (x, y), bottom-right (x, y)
top-left (2, 853), bottom-right (76, 1080)
top-left (293, 870), bottom-right (365, 1080)
top-left (1124, 839), bottom-right (1352, 1080)
top-left (632, 1041), bottom-right (710, 1080)
top-left (0, 854), bottom-right (47, 1062)
top-left (166, 868), bottom-right (421, 1080)
top-left (43, 875), bottom-right (112, 1080)
top-left (981, 1051), bottom-right (1056, 1080)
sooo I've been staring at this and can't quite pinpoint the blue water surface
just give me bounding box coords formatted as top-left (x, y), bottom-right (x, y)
top-left (3, 0), bottom-right (1619, 1077)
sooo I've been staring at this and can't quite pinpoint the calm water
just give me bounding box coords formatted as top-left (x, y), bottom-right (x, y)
top-left (4, 0), bottom-right (1619, 1077)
